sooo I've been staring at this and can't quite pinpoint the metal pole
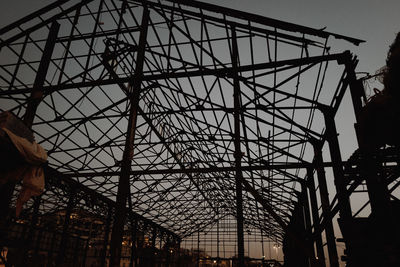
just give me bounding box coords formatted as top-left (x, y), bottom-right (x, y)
top-left (197, 231), bottom-right (200, 267)
top-left (323, 108), bottom-right (352, 221)
top-left (23, 21), bottom-right (60, 126)
top-left (300, 182), bottom-right (317, 267)
top-left (306, 168), bottom-right (326, 266)
top-left (313, 145), bottom-right (339, 267)
top-left (152, 227), bottom-right (157, 267)
top-left (129, 217), bottom-right (137, 267)
top-left (109, 7), bottom-right (149, 267)
top-left (56, 190), bottom-right (76, 265)
top-left (231, 25), bottom-right (245, 267)
top-left (100, 206), bottom-right (112, 267)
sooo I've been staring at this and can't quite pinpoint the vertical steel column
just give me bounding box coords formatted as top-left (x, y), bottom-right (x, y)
top-left (165, 236), bottom-right (171, 267)
top-left (129, 217), bottom-right (137, 267)
top-left (82, 237), bottom-right (90, 267)
top-left (307, 168), bottom-right (326, 266)
top-left (27, 196), bottom-right (41, 247)
top-left (151, 227), bottom-right (157, 267)
top-left (56, 190), bottom-right (76, 265)
top-left (23, 21), bottom-right (59, 126)
top-left (109, 7), bottom-right (149, 267)
top-left (197, 231), bottom-right (200, 267)
top-left (300, 182), bottom-right (317, 266)
top-left (323, 108), bottom-right (352, 221)
top-left (231, 26), bottom-right (245, 267)
top-left (343, 54), bottom-right (366, 122)
top-left (72, 237), bottom-right (81, 266)
top-left (313, 145), bottom-right (339, 267)
top-left (100, 206), bottom-right (112, 267)
top-left (217, 214), bottom-right (220, 267)
top-left (159, 233), bottom-right (163, 267)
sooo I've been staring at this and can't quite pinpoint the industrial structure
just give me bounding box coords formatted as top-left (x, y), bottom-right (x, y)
top-left (0, 0), bottom-right (399, 266)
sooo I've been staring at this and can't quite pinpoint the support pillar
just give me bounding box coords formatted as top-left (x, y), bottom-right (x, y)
top-left (151, 227), bottom-right (157, 267)
top-left (100, 206), bottom-right (112, 267)
top-left (300, 182), bottom-right (317, 267)
top-left (197, 231), bottom-right (200, 267)
top-left (108, 7), bottom-right (149, 267)
top-left (231, 26), bottom-right (245, 267)
top-left (323, 108), bottom-right (352, 220)
top-left (129, 217), bottom-right (137, 267)
top-left (56, 190), bottom-right (76, 265)
top-left (313, 144), bottom-right (339, 267)
top-left (307, 168), bottom-right (326, 266)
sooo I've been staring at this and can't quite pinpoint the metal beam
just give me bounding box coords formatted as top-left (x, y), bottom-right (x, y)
top-left (313, 144), bottom-right (339, 267)
top-left (109, 6), bottom-right (149, 267)
top-left (64, 161), bottom-right (346, 178)
top-left (0, 52), bottom-right (347, 96)
top-left (307, 168), bottom-right (326, 266)
top-left (231, 26), bottom-right (245, 267)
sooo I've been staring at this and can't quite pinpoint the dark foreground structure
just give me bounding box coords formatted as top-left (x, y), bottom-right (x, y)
top-left (0, 0), bottom-right (399, 266)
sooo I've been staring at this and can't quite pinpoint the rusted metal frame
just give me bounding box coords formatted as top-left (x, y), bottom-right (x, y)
top-left (322, 108), bottom-right (352, 221)
top-left (128, 86), bottom-right (227, 220)
top-left (108, 5), bottom-right (149, 267)
top-left (0, 21), bottom-right (59, 225)
top-left (235, 171), bottom-right (315, 257)
top-left (0, 0), bottom-right (95, 49)
top-left (153, 4), bottom-right (226, 69)
top-left (151, 226), bottom-right (157, 267)
top-left (257, 135), bottom-right (314, 164)
top-left (240, 62), bottom-right (326, 110)
top-left (136, 0), bottom-right (325, 47)
top-left (179, 15), bottom-right (231, 154)
top-left (0, 0), bottom-right (68, 35)
top-left (56, 189), bottom-right (77, 265)
top-left (82, 0), bottom-right (105, 82)
top-left (352, 166), bottom-right (400, 217)
top-left (156, 3), bottom-right (227, 155)
top-left (129, 217), bottom-right (138, 267)
top-left (100, 206), bottom-right (113, 267)
top-left (312, 143), bottom-right (339, 267)
top-left (306, 168), bottom-right (326, 266)
top-left (57, 6), bottom-right (82, 86)
top-left (244, 111), bottom-right (311, 141)
top-left (65, 160), bottom-right (348, 178)
top-left (23, 22), bottom-right (60, 126)
top-left (137, 108), bottom-right (220, 216)
top-left (157, 0), bottom-right (364, 45)
top-left (344, 55), bottom-right (392, 218)
top-left (144, 87), bottom-right (235, 165)
top-left (300, 181), bottom-right (318, 266)
top-left (7, 35), bottom-right (29, 94)
top-left (231, 26), bottom-right (246, 267)
top-left (127, 192), bottom-right (137, 267)
top-left (1, 52), bottom-right (347, 98)
top-left (37, 84), bottom-right (155, 144)
top-left (27, 195), bottom-right (42, 247)
top-left (44, 148), bottom-right (178, 246)
top-left (281, 42), bottom-right (306, 195)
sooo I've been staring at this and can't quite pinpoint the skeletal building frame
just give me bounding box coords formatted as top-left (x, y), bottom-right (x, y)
top-left (0, 0), bottom-right (380, 267)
